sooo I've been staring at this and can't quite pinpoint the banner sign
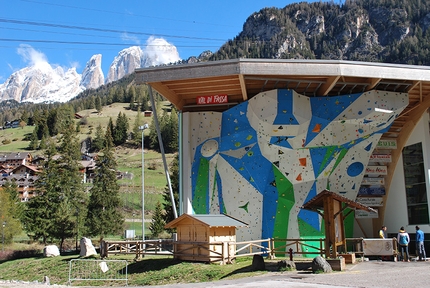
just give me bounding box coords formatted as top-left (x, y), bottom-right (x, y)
top-left (356, 197), bottom-right (384, 207)
top-left (362, 177), bottom-right (385, 185)
top-left (355, 208), bottom-right (379, 219)
top-left (369, 154), bottom-right (392, 163)
top-left (196, 94), bottom-right (228, 105)
top-left (358, 186), bottom-right (386, 196)
top-left (365, 166), bottom-right (387, 175)
top-left (377, 139), bottom-right (397, 149)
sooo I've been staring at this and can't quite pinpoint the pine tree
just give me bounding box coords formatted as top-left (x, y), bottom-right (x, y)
top-left (95, 96), bottom-right (102, 114)
top-left (92, 124), bottom-right (105, 152)
top-left (113, 112), bottom-right (129, 146)
top-left (28, 128), bottom-right (39, 150)
top-left (132, 111), bottom-right (143, 143)
top-left (163, 154), bottom-right (179, 225)
top-left (52, 122), bottom-right (87, 251)
top-left (85, 144), bottom-right (124, 241)
top-left (149, 201), bottom-right (166, 238)
top-left (0, 181), bottom-right (23, 244)
top-left (24, 140), bottom-right (59, 244)
top-left (23, 123), bottom-right (86, 251)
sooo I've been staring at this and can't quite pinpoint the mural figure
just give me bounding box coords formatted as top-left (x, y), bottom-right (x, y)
top-left (186, 89), bottom-right (407, 243)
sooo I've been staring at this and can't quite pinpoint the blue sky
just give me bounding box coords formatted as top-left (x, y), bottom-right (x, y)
top-left (0, 0), bottom-right (320, 82)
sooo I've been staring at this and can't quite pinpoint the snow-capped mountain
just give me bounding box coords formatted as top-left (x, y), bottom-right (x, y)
top-left (81, 54), bottom-right (104, 89)
top-left (0, 62), bottom-right (84, 103)
top-left (0, 38), bottom-right (181, 103)
top-left (106, 46), bottom-right (144, 84)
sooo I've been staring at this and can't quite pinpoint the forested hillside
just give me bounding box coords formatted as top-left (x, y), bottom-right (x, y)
top-left (210, 0), bottom-right (430, 65)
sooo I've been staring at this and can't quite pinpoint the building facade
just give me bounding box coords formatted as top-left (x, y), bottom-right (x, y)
top-left (136, 59), bottom-right (430, 247)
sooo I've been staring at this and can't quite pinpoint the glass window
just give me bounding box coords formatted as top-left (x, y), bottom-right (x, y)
top-left (402, 142), bottom-right (429, 224)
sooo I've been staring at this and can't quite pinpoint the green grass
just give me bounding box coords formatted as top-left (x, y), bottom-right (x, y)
top-left (0, 125), bottom-right (34, 151)
top-left (0, 254), bottom-right (273, 286)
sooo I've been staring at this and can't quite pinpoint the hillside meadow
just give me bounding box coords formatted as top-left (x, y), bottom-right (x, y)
top-left (0, 102), bottom-right (175, 241)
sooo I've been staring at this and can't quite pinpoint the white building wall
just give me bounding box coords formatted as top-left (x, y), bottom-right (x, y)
top-left (384, 112), bottom-right (430, 237)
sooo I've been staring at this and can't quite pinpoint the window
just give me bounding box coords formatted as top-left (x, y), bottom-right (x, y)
top-left (402, 142), bottom-right (429, 224)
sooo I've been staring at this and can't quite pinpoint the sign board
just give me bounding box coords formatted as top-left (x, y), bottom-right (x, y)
top-left (369, 154), bottom-right (392, 163)
top-left (356, 197), bottom-right (384, 207)
top-left (355, 208), bottom-right (379, 218)
top-left (365, 166), bottom-right (387, 175)
top-left (196, 94), bottom-right (228, 105)
top-left (377, 139), bottom-right (397, 149)
top-left (362, 177), bottom-right (385, 185)
top-left (358, 186), bottom-right (386, 196)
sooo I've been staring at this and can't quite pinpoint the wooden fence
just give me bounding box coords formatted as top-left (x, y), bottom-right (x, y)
top-left (102, 237), bottom-right (328, 264)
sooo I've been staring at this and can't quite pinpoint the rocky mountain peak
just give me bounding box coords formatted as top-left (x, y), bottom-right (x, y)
top-left (81, 54), bottom-right (104, 89)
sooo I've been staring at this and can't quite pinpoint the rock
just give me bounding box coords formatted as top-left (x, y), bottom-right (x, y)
top-left (277, 259), bottom-right (296, 270)
top-left (251, 254), bottom-right (265, 271)
top-left (80, 237), bottom-right (97, 257)
top-left (311, 256), bottom-right (332, 273)
top-left (43, 245), bottom-right (60, 257)
top-left (43, 276), bottom-right (50, 285)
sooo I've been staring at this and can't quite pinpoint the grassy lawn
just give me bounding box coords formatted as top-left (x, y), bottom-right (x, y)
top-left (0, 253), bottom-right (275, 286)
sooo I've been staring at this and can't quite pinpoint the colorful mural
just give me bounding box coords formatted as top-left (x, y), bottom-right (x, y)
top-left (185, 89), bottom-right (408, 243)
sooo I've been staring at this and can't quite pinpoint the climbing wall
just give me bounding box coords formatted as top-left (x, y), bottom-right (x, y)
top-left (184, 89), bottom-right (408, 242)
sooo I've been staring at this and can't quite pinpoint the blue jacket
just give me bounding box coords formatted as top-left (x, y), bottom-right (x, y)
top-left (416, 229), bottom-right (425, 242)
top-left (397, 230), bottom-right (410, 245)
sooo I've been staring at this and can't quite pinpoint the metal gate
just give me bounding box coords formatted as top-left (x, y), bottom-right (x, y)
top-left (68, 259), bottom-right (128, 286)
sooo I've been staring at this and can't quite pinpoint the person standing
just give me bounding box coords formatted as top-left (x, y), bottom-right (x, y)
top-left (397, 226), bottom-right (410, 262)
top-left (415, 226), bottom-right (426, 261)
top-left (379, 226), bottom-right (387, 238)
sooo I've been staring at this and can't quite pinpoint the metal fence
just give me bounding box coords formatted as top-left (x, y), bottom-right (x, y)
top-left (68, 259), bottom-right (128, 286)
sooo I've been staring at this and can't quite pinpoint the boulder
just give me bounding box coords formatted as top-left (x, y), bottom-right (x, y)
top-left (277, 259), bottom-right (296, 270)
top-left (251, 254), bottom-right (266, 271)
top-left (80, 237), bottom-right (97, 257)
top-left (311, 256), bottom-right (332, 273)
top-left (43, 245), bottom-right (60, 257)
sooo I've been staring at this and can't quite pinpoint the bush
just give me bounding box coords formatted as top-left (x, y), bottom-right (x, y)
top-left (2, 139), bottom-right (11, 145)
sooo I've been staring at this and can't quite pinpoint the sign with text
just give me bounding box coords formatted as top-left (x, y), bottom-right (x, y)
top-left (196, 94), bottom-right (228, 105)
top-left (365, 166), bottom-right (387, 175)
top-left (377, 139), bottom-right (397, 149)
top-left (358, 186), bottom-right (386, 196)
top-left (369, 154), bottom-right (392, 163)
top-left (362, 177), bottom-right (385, 185)
top-left (355, 208), bottom-right (379, 219)
top-left (356, 197), bottom-right (384, 207)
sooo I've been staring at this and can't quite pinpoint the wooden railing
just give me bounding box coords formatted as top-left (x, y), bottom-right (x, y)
top-left (101, 239), bottom-right (174, 259)
top-left (271, 238), bottom-right (325, 257)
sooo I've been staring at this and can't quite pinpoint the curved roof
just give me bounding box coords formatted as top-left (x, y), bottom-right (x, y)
top-left (136, 58), bottom-right (430, 143)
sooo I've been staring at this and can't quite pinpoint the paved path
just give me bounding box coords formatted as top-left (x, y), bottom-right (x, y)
top-left (1, 259), bottom-right (428, 287)
top-left (143, 259), bottom-right (430, 288)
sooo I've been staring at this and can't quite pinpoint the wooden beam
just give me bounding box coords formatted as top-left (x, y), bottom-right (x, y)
top-left (238, 74), bottom-right (248, 101)
top-left (317, 76), bottom-right (340, 96)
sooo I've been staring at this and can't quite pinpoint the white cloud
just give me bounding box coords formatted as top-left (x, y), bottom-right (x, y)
top-left (121, 32), bottom-right (140, 45)
top-left (17, 44), bottom-right (48, 66)
top-left (143, 36), bottom-right (181, 65)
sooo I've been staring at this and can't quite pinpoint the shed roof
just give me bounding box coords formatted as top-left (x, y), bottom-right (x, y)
top-left (165, 214), bottom-right (248, 229)
top-left (302, 190), bottom-right (376, 213)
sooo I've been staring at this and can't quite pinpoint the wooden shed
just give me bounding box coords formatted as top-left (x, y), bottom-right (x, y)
top-left (165, 214), bottom-right (248, 263)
